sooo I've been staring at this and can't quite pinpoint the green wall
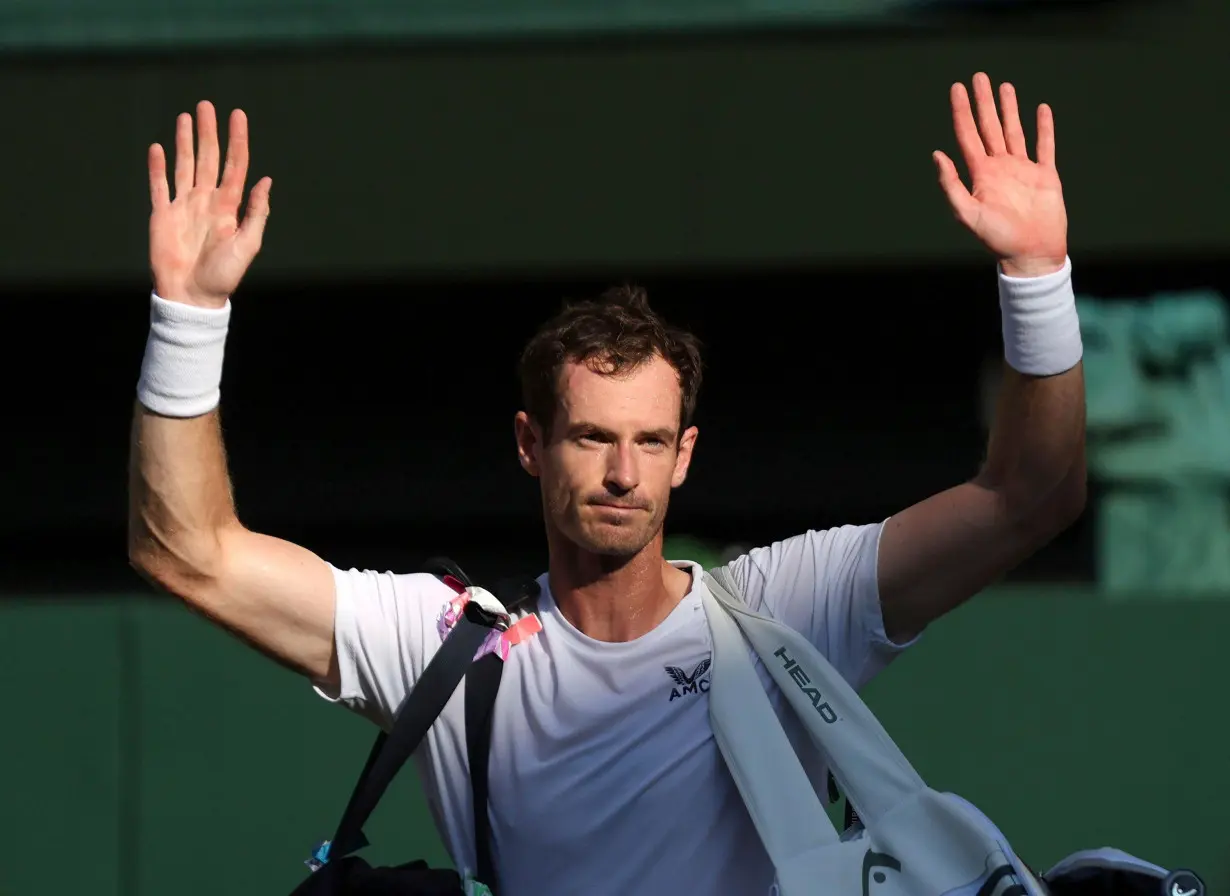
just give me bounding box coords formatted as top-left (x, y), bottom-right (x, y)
top-left (0, 0), bottom-right (916, 52)
top-left (0, 587), bottom-right (1224, 895)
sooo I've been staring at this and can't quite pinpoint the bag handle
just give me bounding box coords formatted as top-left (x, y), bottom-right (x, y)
top-left (704, 568), bottom-right (927, 831)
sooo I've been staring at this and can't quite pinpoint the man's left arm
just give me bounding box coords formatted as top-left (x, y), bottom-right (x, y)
top-left (877, 72), bottom-right (1087, 644)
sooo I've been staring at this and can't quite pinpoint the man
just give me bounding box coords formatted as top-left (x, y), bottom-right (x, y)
top-left (129, 72), bottom-right (1085, 896)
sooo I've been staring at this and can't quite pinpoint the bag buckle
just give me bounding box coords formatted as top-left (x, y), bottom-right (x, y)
top-left (462, 589), bottom-right (511, 632)
top-left (304, 839), bottom-right (331, 872)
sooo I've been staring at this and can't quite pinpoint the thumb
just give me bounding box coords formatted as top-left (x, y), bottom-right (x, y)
top-left (932, 151), bottom-right (978, 229)
top-left (235, 176), bottom-right (272, 258)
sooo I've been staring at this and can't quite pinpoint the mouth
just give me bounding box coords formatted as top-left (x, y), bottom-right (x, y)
top-left (589, 501), bottom-right (645, 513)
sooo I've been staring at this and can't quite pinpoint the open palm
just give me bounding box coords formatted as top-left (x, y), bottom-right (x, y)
top-left (934, 73), bottom-right (1067, 277)
top-left (148, 101), bottom-right (271, 308)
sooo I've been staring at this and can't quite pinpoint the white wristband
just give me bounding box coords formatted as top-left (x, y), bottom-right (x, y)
top-left (137, 292), bottom-right (232, 417)
top-left (998, 256), bottom-right (1083, 376)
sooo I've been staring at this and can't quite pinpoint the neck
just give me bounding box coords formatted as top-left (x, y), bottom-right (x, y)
top-left (546, 529), bottom-right (693, 642)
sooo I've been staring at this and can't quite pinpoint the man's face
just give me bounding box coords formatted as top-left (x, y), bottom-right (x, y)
top-left (515, 354), bottom-right (698, 557)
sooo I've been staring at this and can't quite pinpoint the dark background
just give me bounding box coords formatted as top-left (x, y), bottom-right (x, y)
top-left (0, 0), bottom-right (1224, 601)
top-left (6, 252), bottom-right (1227, 592)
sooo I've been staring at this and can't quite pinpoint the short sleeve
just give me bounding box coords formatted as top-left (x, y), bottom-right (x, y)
top-left (724, 522), bottom-right (916, 691)
top-left (312, 564), bottom-right (454, 729)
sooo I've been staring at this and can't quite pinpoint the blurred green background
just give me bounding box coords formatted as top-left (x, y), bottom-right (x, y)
top-left (4, 587), bottom-right (1225, 894)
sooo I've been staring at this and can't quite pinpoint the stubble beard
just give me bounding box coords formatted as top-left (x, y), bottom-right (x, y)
top-left (559, 499), bottom-right (668, 559)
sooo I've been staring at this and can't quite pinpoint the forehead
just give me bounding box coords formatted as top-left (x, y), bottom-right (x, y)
top-left (556, 356), bottom-right (682, 429)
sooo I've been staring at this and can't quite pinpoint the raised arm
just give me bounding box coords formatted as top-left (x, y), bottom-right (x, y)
top-left (875, 73), bottom-right (1087, 643)
top-left (127, 101), bottom-right (338, 685)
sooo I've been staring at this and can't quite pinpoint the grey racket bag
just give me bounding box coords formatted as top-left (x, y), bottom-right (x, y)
top-left (702, 567), bottom-right (1206, 896)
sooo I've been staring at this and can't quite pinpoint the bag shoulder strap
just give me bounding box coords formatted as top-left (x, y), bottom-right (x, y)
top-left (706, 567), bottom-right (863, 832)
top-left (466, 654), bottom-right (502, 889)
top-left (327, 559), bottom-right (514, 863)
top-left (701, 565), bottom-right (842, 877)
top-left (702, 567), bottom-right (926, 830)
top-left (465, 576), bottom-right (541, 896)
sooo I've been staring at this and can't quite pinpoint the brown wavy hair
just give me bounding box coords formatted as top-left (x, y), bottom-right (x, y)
top-left (518, 284), bottom-right (703, 441)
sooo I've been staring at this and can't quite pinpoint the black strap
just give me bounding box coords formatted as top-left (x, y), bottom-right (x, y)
top-left (325, 559), bottom-right (537, 896)
top-left (464, 576), bottom-right (540, 896)
top-left (329, 556), bottom-right (495, 859)
top-left (331, 608), bottom-right (497, 858)
top-left (827, 770), bottom-right (860, 833)
top-left (465, 653), bottom-right (504, 891)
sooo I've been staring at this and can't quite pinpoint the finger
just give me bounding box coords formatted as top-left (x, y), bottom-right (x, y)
top-left (972, 72), bottom-right (1007, 156)
top-left (195, 100), bottom-right (221, 190)
top-left (1036, 102), bottom-right (1056, 168)
top-left (148, 143), bottom-right (170, 209)
top-left (998, 82), bottom-right (1028, 157)
top-left (236, 176), bottom-right (272, 258)
top-left (949, 82), bottom-right (986, 169)
top-left (219, 108), bottom-right (250, 203)
top-left (173, 112), bottom-right (195, 199)
top-left (933, 151), bottom-right (979, 230)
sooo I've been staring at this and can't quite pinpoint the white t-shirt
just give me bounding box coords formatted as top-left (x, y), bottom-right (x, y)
top-left (315, 523), bottom-right (913, 896)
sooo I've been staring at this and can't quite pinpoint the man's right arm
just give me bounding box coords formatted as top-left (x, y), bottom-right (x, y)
top-left (128, 100), bottom-right (341, 688)
top-left (127, 402), bottom-right (340, 685)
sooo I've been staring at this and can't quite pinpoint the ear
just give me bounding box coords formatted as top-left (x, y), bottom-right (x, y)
top-left (514, 411), bottom-right (542, 477)
top-left (671, 425), bottom-right (699, 488)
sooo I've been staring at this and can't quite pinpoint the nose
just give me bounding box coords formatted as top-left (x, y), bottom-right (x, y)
top-left (603, 442), bottom-right (640, 495)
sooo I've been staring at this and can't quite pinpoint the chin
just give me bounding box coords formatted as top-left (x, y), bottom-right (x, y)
top-left (577, 532), bottom-right (650, 557)
top-left (572, 521), bottom-right (658, 557)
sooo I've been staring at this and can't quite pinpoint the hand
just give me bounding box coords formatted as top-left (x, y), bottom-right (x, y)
top-left (148, 101), bottom-right (272, 308)
top-left (933, 73), bottom-right (1067, 278)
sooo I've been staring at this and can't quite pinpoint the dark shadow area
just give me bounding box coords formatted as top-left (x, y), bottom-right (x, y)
top-left (2, 252), bottom-right (1224, 593)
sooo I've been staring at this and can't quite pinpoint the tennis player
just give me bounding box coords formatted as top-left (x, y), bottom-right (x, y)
top-left (129, 72), bottom-right (1085, 896)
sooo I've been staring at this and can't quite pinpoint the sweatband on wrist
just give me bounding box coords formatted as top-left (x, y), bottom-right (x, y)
top-left (136, 292), bottom-right (232, 417)
top-left (998, 256), bottom-right (1083, 376)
